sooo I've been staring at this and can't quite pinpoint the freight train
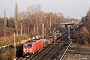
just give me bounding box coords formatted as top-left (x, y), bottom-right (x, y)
top-left (23, 37), bottom-right (54, 56)
top-left (53, 29), bottom-right (66, 40)
top-left (22, 30), bottom-right (66, 56)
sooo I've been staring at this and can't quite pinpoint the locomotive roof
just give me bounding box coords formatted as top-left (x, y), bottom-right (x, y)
top-left (23, 38), bottom-right (48, 44)
top-left (24, 39), bottom-right (41, 44)
top-left (41, 39), bottom-right (47, 42)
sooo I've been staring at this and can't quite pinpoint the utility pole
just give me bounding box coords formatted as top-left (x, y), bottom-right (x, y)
top-left (37, 24), bottom-right (38, 34)
top-left (49, 16), bottom-right (51, 34)
top-left (14, 32), bottom-right (16, 60)
top-left (67, 25), bottom-right (70, 40)
top-left (21, 25), bottom-right (22, 35)
top-left (42, 24), bottom-right (44, 38)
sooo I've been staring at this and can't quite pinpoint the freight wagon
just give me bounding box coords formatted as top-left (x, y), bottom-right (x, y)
top-left (46, 36), bottom-right (54, 44)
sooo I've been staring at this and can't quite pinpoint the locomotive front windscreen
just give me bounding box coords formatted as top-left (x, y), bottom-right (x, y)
top-left (27, 44), bottom-right (32, 47)
top-left (24, 43), bottom-right (32, 48)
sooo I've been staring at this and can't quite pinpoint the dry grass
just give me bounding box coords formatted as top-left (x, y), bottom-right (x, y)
top-left (0, 34), bottom-right (29, 60)
top-left (0, 34), bottom-right (29, 47)
top-left (63, 43), bottom-right (90, 60)
top-left (0, 48), bottom-right (14, 60)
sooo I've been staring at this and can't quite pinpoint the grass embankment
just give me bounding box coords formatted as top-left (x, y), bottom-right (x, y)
top-left (0, 34), bottom-right (29, 47)
top-left (0, 34), bottom-right (29, 59)
top-left (0, 34), bottom-right (40, 59)
top-left (0, 48), bottom-right (14, 60)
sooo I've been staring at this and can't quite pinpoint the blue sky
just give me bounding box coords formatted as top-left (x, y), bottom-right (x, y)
top-left (0, 0), bottom-right (90, 18)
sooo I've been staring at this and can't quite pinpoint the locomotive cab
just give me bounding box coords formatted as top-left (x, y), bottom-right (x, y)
top-left (23, 43), bottom-right (33, 55)
top-left (23, 39), bottom-right (43, 56)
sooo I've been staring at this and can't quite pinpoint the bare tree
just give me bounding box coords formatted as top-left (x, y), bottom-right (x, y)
top-left (4, 9), bottom-right (7, 28)
top-left (14, 2), bottom-right (19, 34)
top-left (26, 4), bottom-right (42, 34)
top-left (85, 9), bottom-right (90, 32)
top-left (19, 11), bottom-right (26, 20)
top-left (4, 9), bottom-right (7, 36)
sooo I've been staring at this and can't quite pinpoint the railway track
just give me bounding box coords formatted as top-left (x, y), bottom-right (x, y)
top-left (17, 33), bottom-right (70, 60)
top-left (31, 43), bottom-right (58, 60)
top-left (17, 44), bottom-right (50, 60)
top-left (43, 43), bottom-right (63, 60)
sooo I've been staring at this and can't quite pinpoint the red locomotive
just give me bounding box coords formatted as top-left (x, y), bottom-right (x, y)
top-left (23, 39), bottom-right (48, 55)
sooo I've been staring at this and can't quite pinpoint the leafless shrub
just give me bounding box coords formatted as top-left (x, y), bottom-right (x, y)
top-left (73, 26), bottom-right (89, 45)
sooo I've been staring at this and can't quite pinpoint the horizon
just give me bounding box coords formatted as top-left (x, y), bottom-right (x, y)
top-left (0, 0), bottom-right (90, 19)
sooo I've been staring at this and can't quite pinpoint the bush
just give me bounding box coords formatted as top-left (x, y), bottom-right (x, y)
top-left (72, 26), bottom-right (89, 45)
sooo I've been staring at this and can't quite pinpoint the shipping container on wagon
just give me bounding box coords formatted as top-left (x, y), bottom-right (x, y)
top-left (41, 39), bottom-right (48, 47)
top-left (46, 36), bottom-right (54, 44)
top-left (54, 33), bottom-right (61, 40)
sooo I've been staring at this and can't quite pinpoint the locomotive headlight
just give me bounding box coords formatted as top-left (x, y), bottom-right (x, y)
top-left (24, 48), bottom-right (26, 51)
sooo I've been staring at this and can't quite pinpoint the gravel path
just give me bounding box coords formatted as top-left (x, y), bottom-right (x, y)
top-left (62, 43), bottom-right (90, 60)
